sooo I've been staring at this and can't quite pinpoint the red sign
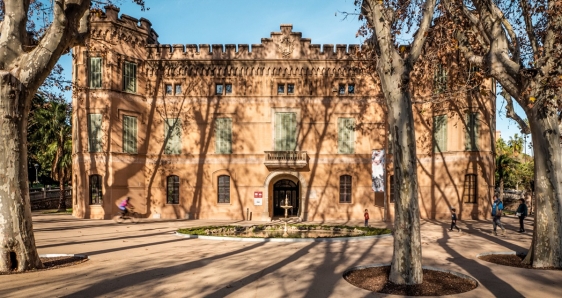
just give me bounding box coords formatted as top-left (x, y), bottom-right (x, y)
top-left (254, 191), bottom-right (263, 198)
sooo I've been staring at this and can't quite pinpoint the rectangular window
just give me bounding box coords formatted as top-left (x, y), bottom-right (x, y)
top-left (122, 115), bottom-right (138, 154)
top-left (225, 84), bottom-right (232, 94)
top-left (278, 84), bottom-right (285, 94)
top-left (175, 84), bottom-right (182, 95)
top-left (167, 176), bottom-right (180, 204)
top-left (339, 175), bottom-right (352, 203)
top-left (165, 84), bottom-right (173, 95)
top-left (87, 114), bottom-right (102, 153)
top-left (123, 61), bottom-right (137, 93)
top-left (434, 64), bottom-right (448, 93)
top-left (164, 118), bottom-right (182, 154)
top-left (216, 84), bottom-right (224, 95)
top-left (463, 174), bottom-right (477, 203)
top-left (89, 175), bottom-right (102, 205)
top-left (348, 84), bottom-right (355, 94)
top-left (89, 57), bottom-right (102, 89)
top-left (218, 175), bottom-right (230, 203)
top-left (287, 84), bottom-right (295, 94)
top-left (465, 112), bottom-right (479, 151)
top-left (433, 115), bottom-right (447, 153)
top-left (215, 118), bottom-right (232, 154)
top-left (338, 118), bottom-right (355, 154)
top-left (274, 112), bottom-right (297, 151)
top-left (339, 84), bottom-right (346, 95)
top-left (389, 175), bottom-right (395, 203)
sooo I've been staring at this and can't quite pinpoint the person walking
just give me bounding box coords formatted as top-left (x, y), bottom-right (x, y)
top-left (364, 209), bottom-right (370, 227)
top-left (449, 208), bottom-right (461, 232)
top-left (491, 194), bottom-right (505, 236)
top-left (516, 198), bottom-right (528, 232)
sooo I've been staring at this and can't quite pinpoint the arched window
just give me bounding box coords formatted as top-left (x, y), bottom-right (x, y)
top-left (167, 175), bottom-right (180, 204)
top-left (89, 175), bottom-right (102, 205)
top-left (218, 175), bottom-right (230, 203)
top-left (339, 175), bottom-right (352, 203)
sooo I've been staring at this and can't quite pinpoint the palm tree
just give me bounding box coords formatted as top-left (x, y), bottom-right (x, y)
top-left (30, 100), bottom-right (72, 211)
top-left (496, 154), bottom-right (519, 200)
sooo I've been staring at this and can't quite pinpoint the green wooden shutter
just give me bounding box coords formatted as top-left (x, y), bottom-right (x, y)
top-left (274, 113), bottom-right (282, 151)
top-left (89, 57), bottom-right (102, 88)
top-left (474, 113), bottom-right (480, 151)
top-left (215, 118), bottom-right (232, 154)
top-left (338, 118), bottom-right (355, 154)
top-left (225, 118), bottom-right (232, 154)
top-left (165, 118), bottom-right (182, 154)
top-left (287, 113), bottom-right (296, 150)
top-left (123, 116), bottom-right (137, 153)
top-left (123, 62), bottom-right (137, 93)
top-left (465, 113), bottom-right (479, 151)
top-left (434, 115), bottom-right (447, 152)
top-left (88, 114), bottom-right (102, 152)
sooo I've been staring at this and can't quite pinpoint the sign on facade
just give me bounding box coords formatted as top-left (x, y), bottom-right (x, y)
top-left (254, 198), bottom-right (263, 206)
top-left (254, 191), bottom-right (263, 198)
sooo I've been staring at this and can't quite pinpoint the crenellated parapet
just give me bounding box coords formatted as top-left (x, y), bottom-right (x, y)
top-left (89, 5), bottom-right (158, 48)
top-left (145, 24), bottom-right (361, 61)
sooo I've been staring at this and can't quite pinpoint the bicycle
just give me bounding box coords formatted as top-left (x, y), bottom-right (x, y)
top-left (113, 207), bottom-right (140, 224)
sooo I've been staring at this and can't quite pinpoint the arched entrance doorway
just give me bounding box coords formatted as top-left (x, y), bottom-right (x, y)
top-left (273, 179), bottom-right (299, 217)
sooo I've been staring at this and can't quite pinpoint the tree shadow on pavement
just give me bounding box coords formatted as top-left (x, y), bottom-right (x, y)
top-left (61, 241), bottom-right (269, 297)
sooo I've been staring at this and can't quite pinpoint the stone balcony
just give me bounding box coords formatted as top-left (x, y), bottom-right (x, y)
top-left (264, 151), bottom-right (308, 169)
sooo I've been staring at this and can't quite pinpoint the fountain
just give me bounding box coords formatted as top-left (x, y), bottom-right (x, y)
top-left (280, 194), bottom-right (293, 237)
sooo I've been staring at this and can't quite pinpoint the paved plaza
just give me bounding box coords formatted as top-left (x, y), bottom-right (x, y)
top-left (1, 214), bottom-right (561, 297)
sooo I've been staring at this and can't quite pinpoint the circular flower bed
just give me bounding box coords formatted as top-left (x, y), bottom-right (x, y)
top-left (344, 264), bottom-right (478, 296)
top-left (177, 224), bottom-right (391, 239)
top-left (477, 252), bottom-right (562, 270)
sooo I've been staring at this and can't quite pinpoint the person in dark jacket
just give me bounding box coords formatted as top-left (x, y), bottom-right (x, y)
top-left (516, 198), bottom-right (528, 232)
top-left (449, 208), bottom-right (460, 232)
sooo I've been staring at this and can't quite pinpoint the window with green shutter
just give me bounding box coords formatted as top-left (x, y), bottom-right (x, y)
top-left (123, 61), bottom-right (137, 93)
top-left (89, 57), bottom-right (102, 88)
top-left (87, 114), bottom-right (102, 152)
top-left (434, 64), bottom-right (448, 94)
top-left (338, 118), bottom-right (355, 154)
top-left (433, 115), bottom-right (447, 153)
top-left (274, 113), bottom-right (297, 151)
top-left (122, 115), bottom-right (137, 154)
top-left (164, 118), bottom-right (182, 154)
top-left (465, 112), bottom-right (479, 151)
top-left (215, 118), bottom-right (232, 154)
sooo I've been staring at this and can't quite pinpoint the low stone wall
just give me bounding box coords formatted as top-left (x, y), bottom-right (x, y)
top-left (31, 197), bottom-right (72, 210)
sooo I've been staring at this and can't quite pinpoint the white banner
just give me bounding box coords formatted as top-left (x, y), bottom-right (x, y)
top-left (372, 149), bottom-right (385, 192)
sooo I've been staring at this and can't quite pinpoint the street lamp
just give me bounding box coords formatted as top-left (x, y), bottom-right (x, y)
top-left (34, 164), bottom-right (39, 184)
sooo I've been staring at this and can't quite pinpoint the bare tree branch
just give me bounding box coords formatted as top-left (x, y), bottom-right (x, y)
top-left (407, 0), bottom-right (437, 66)
top-left (503, 89), bottom-right (531, 134)
top-left (19, 0), bottom-right (90, 90)
top-left (519, 0), bottom-right (539, 58)
top-left (0, 0), bottom-right (31, 67)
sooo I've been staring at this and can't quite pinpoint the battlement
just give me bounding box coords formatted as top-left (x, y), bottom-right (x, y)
top-left (145, 24), bottom-right (361, 60)
top-left (91, 5), bottom-right (158, 39)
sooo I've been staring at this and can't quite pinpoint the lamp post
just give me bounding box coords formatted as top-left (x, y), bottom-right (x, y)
top-left (34, 163), bottom-right (39, 184)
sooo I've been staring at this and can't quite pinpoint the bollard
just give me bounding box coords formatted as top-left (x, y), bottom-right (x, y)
top-left (246, 208), bottom-right (249, 221)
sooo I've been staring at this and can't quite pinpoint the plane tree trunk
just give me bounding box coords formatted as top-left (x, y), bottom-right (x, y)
top-left (360, 0), bottom-right (436, 285)
top-left (0, 0), bottom-right (91, 272)
top-left (0, 72), bottom-right (43, 271)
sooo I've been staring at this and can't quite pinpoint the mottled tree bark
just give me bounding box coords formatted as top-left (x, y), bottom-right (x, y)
top-left (0, 0), bottom-right (90, 272)
top-left (0, 72), bottom-right (43, 271)
top-left (361, 0), bottom-right (436, 284)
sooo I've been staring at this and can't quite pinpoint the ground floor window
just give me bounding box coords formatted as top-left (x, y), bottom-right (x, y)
top-left (89, 175), bottom-right (102, 205)
top-left (339, 175), bottom-right (352, 203)
top-left (218, 175), bottom-right (230, 203)
top-left (463, 174), bottom-right (477, 203)
top-left (167, 175), bottom-right (180, 204)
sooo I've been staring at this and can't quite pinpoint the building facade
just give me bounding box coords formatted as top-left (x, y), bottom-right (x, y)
top-left (71, 6), bottom-right (495, 221)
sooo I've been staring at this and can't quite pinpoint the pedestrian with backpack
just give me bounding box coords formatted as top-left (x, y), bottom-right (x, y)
top-left (491, 193), bottom-right (505, 235)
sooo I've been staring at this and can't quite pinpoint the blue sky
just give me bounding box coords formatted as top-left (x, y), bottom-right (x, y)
top-left (58, 0), bottom-right (524, 143)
